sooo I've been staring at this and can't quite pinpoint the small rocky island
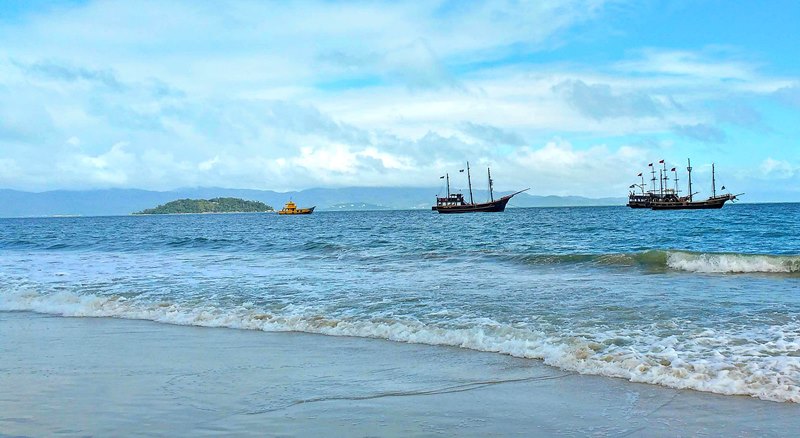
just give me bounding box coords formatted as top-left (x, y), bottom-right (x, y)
top-left (134, 198), bottom-right (273, 215)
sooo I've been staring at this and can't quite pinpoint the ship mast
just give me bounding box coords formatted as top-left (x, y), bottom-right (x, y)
top-left (446, 173), bottom-right (450, 198)
top-left (487, 167), bottom-right (494, 202)
top-left (659, 168), bottom-right (663, 196)
top-left (650, 164), bottom-right (656, 193)
top-left (712, 163), bottom-right (716, 198)
top-left (662, 161), bottom-right (668, 196)
top-left (673, 168), bottom-right (679, 195)
top-left (687, 158), bottom-right (693, 202)
top-left (466, 161), bottom-right (474, 205)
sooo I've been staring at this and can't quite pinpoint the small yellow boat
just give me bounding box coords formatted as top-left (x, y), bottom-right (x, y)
top-left (277, 200), bottom-right (315, 215)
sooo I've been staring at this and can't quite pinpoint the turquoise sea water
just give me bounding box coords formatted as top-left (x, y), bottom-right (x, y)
top-left (1, 204), bottom-right (799, 402)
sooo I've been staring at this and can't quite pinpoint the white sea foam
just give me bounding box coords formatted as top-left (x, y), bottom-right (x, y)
top-left (3, 289), bottom-right (800, 403)
top-left (666, 251), bottom-right (800, 274)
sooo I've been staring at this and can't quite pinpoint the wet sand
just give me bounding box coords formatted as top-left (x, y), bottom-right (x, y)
top-left (1, 311), bottom-right (797, 437)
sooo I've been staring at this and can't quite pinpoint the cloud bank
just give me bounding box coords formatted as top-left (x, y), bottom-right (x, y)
top-left (0, 0), bottom-right (798, 200)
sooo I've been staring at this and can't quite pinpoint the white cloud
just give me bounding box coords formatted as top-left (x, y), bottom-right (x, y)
top-left (615, 49), bottom-right (756, 81)
top-left (57, 142), bottom-right (136, 186)
top-left (1, 1), bottom-right (605, 94)
top-left (760, 158), bottom-right (797, 179)
top-left (197, 156), bottom-right (220, 171)
top-left (506, 139), bottom-right (645, 196)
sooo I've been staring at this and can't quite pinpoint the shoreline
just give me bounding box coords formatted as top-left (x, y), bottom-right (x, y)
top-left (130, 210), bottom-right (275, 216)
top-left (3, 201), bottom-right (796, 219)
top-left (2, 311), bottom-right (797, 436)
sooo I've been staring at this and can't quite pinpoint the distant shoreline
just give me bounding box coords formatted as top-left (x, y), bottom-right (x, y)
top-left (0, 201), bottom-right (795, 219)
top-left (134, 197), bottom-right (273, 215)
top-left (3, 187), bottom-right (789, 217)
top-left (131, 211), bottom-right (275, 216)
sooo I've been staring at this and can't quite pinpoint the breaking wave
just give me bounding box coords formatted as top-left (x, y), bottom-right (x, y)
top-left (2, 289), bottom-right (799, 403)
top-left (510, 250), bottom-right (800, 274)
top-left (663, 251), bottom-right (800, 274)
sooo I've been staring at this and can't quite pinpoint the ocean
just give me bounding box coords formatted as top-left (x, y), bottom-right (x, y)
top-left (2, 204), bottom-right (799, 403)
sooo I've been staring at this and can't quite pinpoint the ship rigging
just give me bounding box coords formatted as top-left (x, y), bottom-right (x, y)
top-left (433, 162), bottom-right (528, 213)
top-left (627, 159), bottom-right (742, 210)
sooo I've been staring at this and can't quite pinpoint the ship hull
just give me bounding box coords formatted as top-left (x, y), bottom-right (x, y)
top-left (278, 206), bottom-right (315, 215)
top-left (433, 196), bottom-right (512, 214)
top-left (650, 196), bottom-right (732, 210)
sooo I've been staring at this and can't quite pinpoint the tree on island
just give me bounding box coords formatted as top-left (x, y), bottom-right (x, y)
top-left (134, 198), bottom-right (273, 214)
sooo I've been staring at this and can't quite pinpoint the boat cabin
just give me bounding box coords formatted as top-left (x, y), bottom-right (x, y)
top-left (282, 201), bottom-right (298, 212)
top-left (436, 193), bottom-right (466, 207)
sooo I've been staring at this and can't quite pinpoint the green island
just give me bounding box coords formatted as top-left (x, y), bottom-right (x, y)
top-left (134, 198), bottom-right (273, 215)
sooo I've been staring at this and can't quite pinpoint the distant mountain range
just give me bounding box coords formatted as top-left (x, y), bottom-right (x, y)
top-left (0, 187), bottom-right (626, 217)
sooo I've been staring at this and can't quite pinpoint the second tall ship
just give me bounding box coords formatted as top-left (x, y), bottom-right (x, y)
top-left (627, 159), bottom-right (741, 210)
top-left (433, 162), bottom-right (528, 213)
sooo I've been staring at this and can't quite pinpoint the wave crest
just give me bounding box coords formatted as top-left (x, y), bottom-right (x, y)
top-left (664, 251), bottom-right (800, 273)
top-left (3, 289), bottom-right (799, 403)
top-left (510, 250), bottom-right (800, 274)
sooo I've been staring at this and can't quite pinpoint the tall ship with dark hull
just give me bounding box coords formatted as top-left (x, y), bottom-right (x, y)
top-left (433, 162), bottom-right (528, 214)
top-left (627, 159), bottom-right (741, 210)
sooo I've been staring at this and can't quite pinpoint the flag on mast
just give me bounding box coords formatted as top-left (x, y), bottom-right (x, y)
top-left (637, 173), bottom-right (642, 176)
top-left (648, 163), bottom-right (653, 167)
top-left (659, 159), bottom-right (665, 164)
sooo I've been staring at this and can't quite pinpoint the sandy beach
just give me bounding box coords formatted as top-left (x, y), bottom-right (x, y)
top-left (2, 311), bottom-right (797, 437)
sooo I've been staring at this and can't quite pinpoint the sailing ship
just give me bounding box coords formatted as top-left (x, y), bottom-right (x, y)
top-left (432, 162), bottom-right (529, 214)
top-left (277, 200), bottom-right (315, 215)
top-left (627, 159), bottom-right (741, 210)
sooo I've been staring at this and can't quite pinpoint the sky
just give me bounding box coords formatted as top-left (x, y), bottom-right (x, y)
top-left (0, 0), bottom-right (798, 200)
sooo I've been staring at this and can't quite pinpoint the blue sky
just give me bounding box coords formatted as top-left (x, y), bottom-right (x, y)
top-left (0, 0), bottom-right (798, 200)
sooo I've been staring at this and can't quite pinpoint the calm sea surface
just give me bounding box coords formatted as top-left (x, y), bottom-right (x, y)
top-left (2, 204), bottom-right (799, 402)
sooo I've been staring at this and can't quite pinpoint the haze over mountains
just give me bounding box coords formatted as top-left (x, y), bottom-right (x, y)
top-left (0, 187), bottom-right (627, 217)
